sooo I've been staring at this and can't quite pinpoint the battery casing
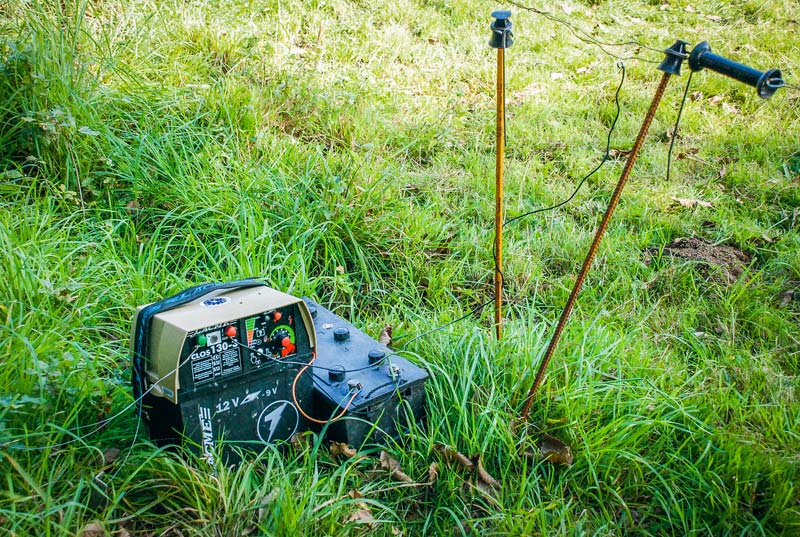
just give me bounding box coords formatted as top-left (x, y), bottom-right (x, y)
top-left (304, 298), bottom-right (429, 446)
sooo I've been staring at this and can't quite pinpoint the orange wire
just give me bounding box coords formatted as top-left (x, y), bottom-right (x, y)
top-left (291, 352), bottom-right (359, 425)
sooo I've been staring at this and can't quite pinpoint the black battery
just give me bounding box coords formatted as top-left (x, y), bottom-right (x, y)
top-left (303, 298), bottom-right (429, 447)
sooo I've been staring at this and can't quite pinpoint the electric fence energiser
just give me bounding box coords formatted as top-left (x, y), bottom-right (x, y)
top-left (131, 280), bottom-right (428, 463)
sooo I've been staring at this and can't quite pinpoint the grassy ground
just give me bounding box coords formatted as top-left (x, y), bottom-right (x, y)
top-left (1, 0), bottom-right (799, 535)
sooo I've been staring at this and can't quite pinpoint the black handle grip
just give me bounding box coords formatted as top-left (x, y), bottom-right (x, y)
top-left (689, 41), bottom-right (783, 99)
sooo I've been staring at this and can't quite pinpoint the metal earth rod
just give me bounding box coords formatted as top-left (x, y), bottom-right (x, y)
top-left (519, 71), bottom-right (673, 420)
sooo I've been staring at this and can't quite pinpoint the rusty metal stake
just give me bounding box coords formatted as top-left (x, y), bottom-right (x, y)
top-left (520, 69), bottom-right (675, 420)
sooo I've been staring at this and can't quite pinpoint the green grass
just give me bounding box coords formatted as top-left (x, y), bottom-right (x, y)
top-left (1, 0), bottom-right (799, 534)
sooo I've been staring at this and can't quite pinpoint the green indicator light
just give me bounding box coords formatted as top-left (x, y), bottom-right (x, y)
top-left (197, 334), bottom-right (207, 346)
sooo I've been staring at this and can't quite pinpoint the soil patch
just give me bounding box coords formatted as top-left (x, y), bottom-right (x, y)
top-left (648, 237), bottom-right (751, 284)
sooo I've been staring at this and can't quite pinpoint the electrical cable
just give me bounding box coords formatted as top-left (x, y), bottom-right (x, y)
top-left (392, 299), bottom-right (494, 348)
top-left (504, 0), bottom-right (663, 63)
top-left (291, 353), bottom-right (358, 425)
top-left (232, 339), bottom-right (399, 374)
top-left (504, 62), bottom-right (626, 228)
top-left (665, 70), bottom-right (694, 183)
top-left (2, 350), bottom-right (197, 452)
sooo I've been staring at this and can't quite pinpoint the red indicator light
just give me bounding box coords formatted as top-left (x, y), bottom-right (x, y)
top-left (272, 311), bottom-right (282, 322)
top-left (224, 326), bottom-right (237, 338)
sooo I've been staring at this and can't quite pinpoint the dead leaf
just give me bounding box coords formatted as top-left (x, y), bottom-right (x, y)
top-left (472, 455), bottom-right (501, 492)
top-left (80, 522), bottom-right (105, 537)
top-left (125, 200), bottom-right (140, 212)
top-left (690, 91), bottom-right (704, 101)
top-left (707, 14), bottom-right (722, 22)
top-left (102, 448), bottom-right (121, 467)
top-left (330, 442), bottom-right (357, 459)
top-left (540, 434), bottom-right (574, 466)
top-left (608, 148), bottom-right (632, 159)
top-left (671, 196), bottom-right (713, 209)
top-left (335, 265), bottom-right (345, 274)
top-left (347, 507), bottom-right (376, 526)
top-left (116, 527), bottom-right (131, 537)
top-left (346, 489), bottom-right (375, 526)
top-left (708, 95), bottom-right (724, 105)
top-left (379, 451), bottom-right (413, 483)
top-left (290, 432), bottom-right (313, 452)
top-left (257, 487), bottom-right (280, 523)
top-left (378, 325), bottom-right (392, 347)
top-left (433, 443), bottom-right (474, 470)
top-left (722, 102), bottom-right (739, 115)
top-left (427, 462), bottom-right (439, 485)
top-left (780, 289), bottom-right (796, 307)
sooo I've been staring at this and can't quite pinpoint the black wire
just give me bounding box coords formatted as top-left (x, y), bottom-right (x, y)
top-left (232, 339), bottom-right (400, 374)
top-left (505, 0), bottom-right (663, 63)
top-left (3, 351), bottom-right (197, 451)
top-left (503, 62), bottom-right (626, 228)
top-left (392, 299), bottom-right (494, 348)
top-left (666, 70), bottom-right (694, 183)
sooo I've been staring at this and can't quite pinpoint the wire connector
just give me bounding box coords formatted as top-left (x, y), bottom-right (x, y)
top-left (658, 40), bottom-right (688, 76)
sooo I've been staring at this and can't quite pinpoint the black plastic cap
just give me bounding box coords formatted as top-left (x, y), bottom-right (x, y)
top-left (489, 10), bottom-right (514, 49)
top-left (368, 349), bottom-right (386, 365)
top-left (328, 366), bottom-right (346, 382)
top-left (658, 40), bottom-right (688, 76)
top-left (333, 327), bottom-right (350, 342)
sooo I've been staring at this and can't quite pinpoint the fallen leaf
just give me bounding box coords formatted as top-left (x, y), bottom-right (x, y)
top-left (378, 325), bottom-right (392, 347)
top-left (780, 289), bottom-right (796, 307)
top-left (675, 148), bottom-right (699, 160)
top-left (690, 91), bottom-right (704, 101)
top-left (722, 102), bottom-right (739, 115)
top-left (102, 448), bottom-right (121, 467)
top-left (117, 527), bottom-right (131, 537)
top-left (759, 235), bottom-right (776, 244)
top-left (257, 487), bottom-right (280, 522)
top-left (335, 265), bottom-right (345, 274)
top-left (379, 451), bottom-right (414, 483)
top-left (707, 14), bottom-right (722, 22)
top-left (347, 507), bottom-right (376, 526)
top-left (708, 95), bottom-right (724, 105)
top-left (671, 196), bottom-right (713, 209)
top-left (290, 432), bottom-right (313, 451)
top-left (608, 148), bottom-right (632, 159)
top-left (427, 462), bottom-right (439, 485)
top-left (330, 442), bottom-right (357, 459)
top-left (472, 454), bottom-right (501, 492)
top-left (80, 522), bottom-right (105, 537)
top-left (433, 443), bottom-right (474, 470)
top-left (78, 126), bottom-right (100, 136)
top-left (540, 433), bottom-right (574, 466)
top-left (345, 489), bottom-right (375, 526)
